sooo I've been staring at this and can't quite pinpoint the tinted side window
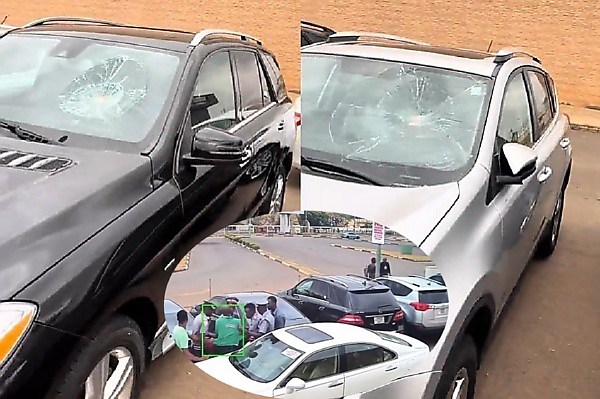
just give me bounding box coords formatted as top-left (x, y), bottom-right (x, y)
top-left (257, 57), bottom-right (275, 106)
top-left (497, 73), bottom-right (533, 147)
top-left (192, 51), bottom-right (238, 130)
top-left (309, 280), bottom-right (331, 301)
top-left (418, 290), bottom-right (448, 304)
top-left (527, 71), bottom-right (554, 140)
top-left (344, 343), bottom-right (396, 371)
top-left (232, 50), bottom-right (264, 118)
top-left (260, 51), bottom-right (287, 102)
top-left (378, 280), bottom-right (412, 297)
top-left (286, 347), bottom-right (340, 383)
top-left (329, 285), bottom-right (349, 307)
top-left (295, 279), bottom-right (314, 296)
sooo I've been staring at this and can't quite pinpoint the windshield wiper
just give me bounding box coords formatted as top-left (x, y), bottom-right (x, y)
top-left (0, 118), bottom-right (62, 145)
top-left (301, 156), bottom-right (383, 186)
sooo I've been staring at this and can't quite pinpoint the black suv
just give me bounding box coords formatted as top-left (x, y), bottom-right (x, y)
top-left (301, 21), bottom-right (336, 47)
top-left (279, 275), bottom-right (404, 332)
top-left (0, 17), bottom-right (295, 399)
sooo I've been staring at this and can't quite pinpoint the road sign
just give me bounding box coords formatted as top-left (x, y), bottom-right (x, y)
top-left (371, 222), bottom-right (385, 245)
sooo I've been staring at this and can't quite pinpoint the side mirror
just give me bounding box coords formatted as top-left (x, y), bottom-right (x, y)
top-left (191, 93), bottom-right (219, 109)
top-left (496, 143), bottom-right (538, 185)
top-left (285, 378), bottom-right (306, 394)
top-left (183, 126), bottom-right (244, 166)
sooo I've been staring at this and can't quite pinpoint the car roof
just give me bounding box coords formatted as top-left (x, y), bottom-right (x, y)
top-left (317, 275), bottom-right (389, 291)
top-left (381, 275), bottom-right (446, 291)
top-left (273, 323), bottom-right (379, 352)
top-left (302, 39), bottom-right (539, 78)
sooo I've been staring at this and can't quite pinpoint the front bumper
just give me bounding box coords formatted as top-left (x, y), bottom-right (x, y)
top-left (0, 321), bottom-right (82, 399)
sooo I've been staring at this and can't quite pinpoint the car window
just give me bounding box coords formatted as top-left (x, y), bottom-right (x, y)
top-left (348, 289), bottom-right (395, 311)
top-left (377, 279), bottom-right (412, 297)
top-left (232, 50), bottom-right (264, 119)
top-left (527, 71), bottom-right (554, 141)
top-left (497, 73), bottom-right (534, 148)
top-left (344, 343), bottom-right (396, 371)
top-left (257, 57), bottom-right (275, 106)
top-left (192, 51), bottom-right (238, 131)
top-left (418, 289), bottom-right (448, 304)
top-left (308, 280), bottom-right (332, 301)
top-left (329, 285), bottom-right (349, 307)
top-left (295, 279), bottom-right (314, 296)
top-left (285, 347), bottom-right (340, 383)
top-left (260, 51), bottom-right (287, 102)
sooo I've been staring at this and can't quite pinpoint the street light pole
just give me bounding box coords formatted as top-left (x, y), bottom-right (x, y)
top-left (376, 244), bottom-right (382, 277)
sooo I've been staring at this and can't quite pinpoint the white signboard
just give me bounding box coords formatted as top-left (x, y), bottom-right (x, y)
top-left (371, 222), bottom-right (385, 245)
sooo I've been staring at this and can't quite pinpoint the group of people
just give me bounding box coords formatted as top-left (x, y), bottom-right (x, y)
top-left (172, 295), bottom-right (286, 362)
top-left (364, 256), bottom-right (392, 279)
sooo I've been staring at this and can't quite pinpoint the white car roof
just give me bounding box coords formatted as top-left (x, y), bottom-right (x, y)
top-left (302, 42), bottom-right (500, 78)
top-left (379, 275), bottom-right (445, 291)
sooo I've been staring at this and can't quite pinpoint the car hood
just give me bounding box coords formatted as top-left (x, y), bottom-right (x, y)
top-left (301, 173), bottom-right (460, 246)
top-left (196, 356), bottom-right (274, 396)
top-left (0, 137), bottom-right (153, 299)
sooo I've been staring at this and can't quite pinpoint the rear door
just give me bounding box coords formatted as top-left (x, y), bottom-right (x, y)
top-left (274, 347), bottom-right (344, 399)
top-left (341, 343), bottom-right (399, 396)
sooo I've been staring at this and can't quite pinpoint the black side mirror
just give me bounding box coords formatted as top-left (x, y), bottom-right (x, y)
top-left (191, 93), bottom-right (219, 109)
top-left (496, 142), bottom-right (538, 185)
top-left (183, 126), bottom-right (244, 166)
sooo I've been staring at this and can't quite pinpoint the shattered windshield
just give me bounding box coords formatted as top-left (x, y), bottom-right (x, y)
top-left (301, 53), bottom-right (492, 186)
top-left (0, 34), bottom-right (183, 150)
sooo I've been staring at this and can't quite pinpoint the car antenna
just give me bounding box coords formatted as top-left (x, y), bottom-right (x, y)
top-left (1, 15), bottom-right (7, 25)
top-left (486, 39), bottom-right (494, 52)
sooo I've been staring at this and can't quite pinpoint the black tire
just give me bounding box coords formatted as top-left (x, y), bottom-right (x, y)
top-left (433, 334), bottom-right (478, 399)
top-left (259, 163), bottom-right (287, 215)
top-left (535, 188), bottom-right (565, 259)
top-left (47, 315), bottom-right (146, 399)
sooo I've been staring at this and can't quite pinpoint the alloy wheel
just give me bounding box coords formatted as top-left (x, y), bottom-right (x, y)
top-left (269, 174), bottom-right (285, 213)
top-left (446, 367), bottom-right (469, 399)
top-left (83, 347), bottom-right (134, 399)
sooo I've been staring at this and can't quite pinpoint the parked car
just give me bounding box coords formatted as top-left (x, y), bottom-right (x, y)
top-left (0, 17), bottom-right (295, 399)
top-left (301, 32), bottom-right (572, 399)
top-left (375, 276), bottom-right (449, 336)
top-left (341, 231), bottom-right (361, 239)
top-left (301, 20), bottom-right (336, 47)
top-left (427, 273), bottom-right (446, 286)
top-left (203, 291), bottom-right (312, 327)
top-left (279, 275), bottom-right (404, 332)
top-left (196, 322), bottom-right (429, 397)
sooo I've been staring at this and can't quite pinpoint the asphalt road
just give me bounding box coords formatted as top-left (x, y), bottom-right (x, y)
top-left (283, 168), bottom-right (300, 212)
top-left (141, 131), bottom-right (599, 399)
top-left (249, 236), bottom-right (429, 277)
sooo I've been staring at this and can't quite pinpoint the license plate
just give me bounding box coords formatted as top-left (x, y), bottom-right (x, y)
top-left (436, 307), bottom-right (448, 316)
top-left (373, 316), bottom-right (385, 324)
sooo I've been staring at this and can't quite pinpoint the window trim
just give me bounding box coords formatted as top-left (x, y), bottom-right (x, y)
top-left (277, 345), bottom-right (343, 388)
top-left (523, 67), bottom-right (556, 143)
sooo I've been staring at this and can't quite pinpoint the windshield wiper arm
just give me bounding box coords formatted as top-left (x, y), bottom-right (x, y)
top-left (0, 118), bottom-right (62, 145)
top-left (301, 156), bottom-right (383, 186)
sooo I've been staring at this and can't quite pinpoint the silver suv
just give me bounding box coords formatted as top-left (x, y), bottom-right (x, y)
top-left (375, 275), bottom-right (449, 336)
top-left (301, 32), bottom-right (572, 399)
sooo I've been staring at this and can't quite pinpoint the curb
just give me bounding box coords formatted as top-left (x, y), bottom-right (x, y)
top-left (224, 233), bottom-right (410, 244)
top-left (173, 252), bottom-right (191, 273)
top-left (571, 123), bottom-right (600, 133)
top-left (329, 243), bottom-right (431, 263)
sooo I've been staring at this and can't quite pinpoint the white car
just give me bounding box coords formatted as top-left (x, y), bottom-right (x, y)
top-left (292, 95), bottom-right (301, 169)
top-left (196, 322), bottom-right (429, 398)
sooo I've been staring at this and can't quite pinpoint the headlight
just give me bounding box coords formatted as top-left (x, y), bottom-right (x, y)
top-left (0, 302), bottom-right (37, 367)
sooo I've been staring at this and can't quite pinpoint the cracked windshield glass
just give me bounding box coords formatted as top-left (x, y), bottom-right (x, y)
top-left (301, 54), bottom-right (492, 186)
top-left (0, 34), bottom-right (182, 148)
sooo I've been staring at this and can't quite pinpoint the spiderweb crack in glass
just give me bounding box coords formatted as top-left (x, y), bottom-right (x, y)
top-left (59, 56), bottom-right (147, 120)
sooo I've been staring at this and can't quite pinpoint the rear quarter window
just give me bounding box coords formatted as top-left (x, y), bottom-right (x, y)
top-left (348, 289), bottom-right (397, 311)
top-left (260, 51), bottom-right (287, 102)
top-left (418, 290), bottom-right (448, 304)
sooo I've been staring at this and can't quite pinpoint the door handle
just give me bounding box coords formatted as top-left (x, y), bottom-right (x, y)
top-left (328, 380), bottom-right (343, 388)
top-left (560, 137), bottom-right (571, 149)
top-left (318, 306), bottom-right (325, 311)
top-left (385, 365), bottom-right (398, 372)
top-left (537, 166), bottom-right (552, 183)
top-left (278, 121), bottom-right (285, 131)
top-left (297, 300), bottom-right (304, 305)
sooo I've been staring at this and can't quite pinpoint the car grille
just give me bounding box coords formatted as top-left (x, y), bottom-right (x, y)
top-left (0, 148), bottom-right (73, 173)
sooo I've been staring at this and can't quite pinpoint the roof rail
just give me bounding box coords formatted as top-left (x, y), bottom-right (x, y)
top-left (327, 31), bottom-right (427, 46)
top-left (22, 16), bottom-right (128, 29)
top-left (493, 47), bottom-right (541, 64)
top-left (321, 276), bottom-right (348, 287)
top-left (190, 29), bottom-right (262, 47)
top-left (300, 20), bottom-right (336, 35)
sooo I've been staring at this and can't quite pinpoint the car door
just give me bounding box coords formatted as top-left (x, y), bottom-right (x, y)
top-left (289, 279), bottom-right (319, 320)
top-left (489, 70), bottom-right (548, 301)
top-left (524, 69), bottom-right (569, 232)
top-left (305, 280), bottom-right (337, 322)
top-left (340, 343), bottom-right (400, 396)
top-left (175, 49), bottom-right (248, 251)
top-left (230, 49), bottom-right (284, 215)
top-left (273, 347), bottom-right (344, 399)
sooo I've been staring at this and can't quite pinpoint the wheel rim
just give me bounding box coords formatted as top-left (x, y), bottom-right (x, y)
top-left (269, 174), bottom-right (285, 213)
top-left (446, 367), bottom-right (469, 399)
top-left (550, 194), bottom-right (563, 245)
top-left (84, 347), bottom-right (134, 399)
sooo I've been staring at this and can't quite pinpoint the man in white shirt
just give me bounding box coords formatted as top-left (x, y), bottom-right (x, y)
top-left (257, 303), bottom-right (275, 335)
top-left (244, 303), bottom-right (263, 341)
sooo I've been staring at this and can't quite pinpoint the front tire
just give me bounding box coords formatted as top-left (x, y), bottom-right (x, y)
top-left (434, 335), bottom-right (478, 399)
top-left (535, 188), bottom-right (565, 259)
top-left (259, 164), bottom-right (287, 215)
top-left (48, 315), bottom-right (146, 399)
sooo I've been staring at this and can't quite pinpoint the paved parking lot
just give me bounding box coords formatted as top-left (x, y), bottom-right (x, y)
top-left (142, 131), bottom-right (599, 399)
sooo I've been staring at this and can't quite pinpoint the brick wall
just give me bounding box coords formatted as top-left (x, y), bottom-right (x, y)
top-left (302, 0), bottom-right (600, 108)
top-left (1, 0), bottom-right (300, 92)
